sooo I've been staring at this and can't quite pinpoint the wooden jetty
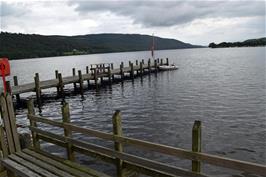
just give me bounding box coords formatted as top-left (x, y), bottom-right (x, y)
top-left (2, 58), bottom-right (169, 106)
top-left (0, 94), bottom-right (265, 177)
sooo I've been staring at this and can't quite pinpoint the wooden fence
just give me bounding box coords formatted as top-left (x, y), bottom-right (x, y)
top-left (26, 100), bottom-right (266, 177)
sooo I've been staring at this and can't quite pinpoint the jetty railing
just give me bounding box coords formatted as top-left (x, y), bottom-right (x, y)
top-left (27, 100), bottom-right (266, 177)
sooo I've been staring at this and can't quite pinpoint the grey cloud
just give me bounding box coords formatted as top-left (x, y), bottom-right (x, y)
top-left (69, 1), bottom-right (265, 27)
top-left (0, 2), bottom-right (28, 17)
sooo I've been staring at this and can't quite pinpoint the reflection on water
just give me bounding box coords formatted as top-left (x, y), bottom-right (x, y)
top-left (12, 47), bottom-right (266, 176)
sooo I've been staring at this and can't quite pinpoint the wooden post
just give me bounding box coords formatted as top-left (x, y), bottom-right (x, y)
top-left (58, 73), bottom-right (64, 98)
top-left (62, 102), bottom-right (75, 161)
top-left (154, 60), bottom-right (158, 72)
top-left (142, 59), bottom-right (144, 64)
top-left (166, 58), bottom-right (169, 65)
top-left (160, 59), bottom-right (163, 66)
top-left (72, 68), bottom-right (77, 91)
top-left (148, 59), bottom-right (151, 74)
top-left (5, 81), bottom-right (11, 95)
top-left (135, 60), bottom-right (139, 75)
top-left (78, 70), bottom-right (84, 96)
top-left (111, 63), bottom-right (114, 70)
top-left (130, 63), bottom-right (134, 79)
top-left (55, 70), bottom-right (59, 95)
top-left (140, 61), bottom-right (143, 77)
top-left (94, 68), bottom-right (98, 90)
top-left (108, 66), bottom-right (112, 85)
top-left (192, 120), bottom-right (201, 173)
top-left (27, 99), bottom-right (40, 149)
top-left (86, 66), bottom-right (90, 88)
top-left (13, 76), bottom-right (20, 103)
top-left (34, 73), bottom-right (41, 107)
top-left (120, 62), bottom-right (124, 80)
top-left (112, 110), bottom-right (123, 177)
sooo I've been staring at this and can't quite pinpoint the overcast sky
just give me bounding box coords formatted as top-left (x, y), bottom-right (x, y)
top-left (0, 0), bottom-right (265, 45)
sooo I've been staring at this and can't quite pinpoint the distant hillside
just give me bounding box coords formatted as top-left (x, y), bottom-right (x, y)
top-left (0, 32), bottom-right (202, 59)
top-left (209, 37), bottom-right (266, 48)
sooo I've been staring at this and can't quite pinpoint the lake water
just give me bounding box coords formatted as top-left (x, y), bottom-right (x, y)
top-left (3, 47), bottom-right (266, 176)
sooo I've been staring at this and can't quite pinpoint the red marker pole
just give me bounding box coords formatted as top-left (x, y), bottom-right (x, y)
top-left (0, 64), bottom-right (7, 94)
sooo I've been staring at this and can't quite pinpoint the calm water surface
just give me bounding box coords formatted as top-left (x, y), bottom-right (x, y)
top-left (4, 47), bottom-right (266, 176)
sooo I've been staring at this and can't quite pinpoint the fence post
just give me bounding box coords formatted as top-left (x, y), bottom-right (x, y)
top-left (112, 110), bottom-right (123, 177)
top-left (192, 120), bottom-right (201, 173)
top-left (27, 99), bottom-right (40, 149)
top-left (62, 102), bottom-right (75, 161)
top-left (13, 76), bottom-right (20, 103)
top-left (78, 70), bottom-right (84, 96)
top-left (72, 68), bottom-right (77, 91)
top-left (34, 73), bottom-right (41, 107)
top-left (58, 73), bottom-right (64, 98)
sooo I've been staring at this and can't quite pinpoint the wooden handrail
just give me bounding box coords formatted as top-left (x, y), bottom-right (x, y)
top-left (29, 126), bottom-right (208, 177)
top-left (27, 114), bottom-right (266, 176)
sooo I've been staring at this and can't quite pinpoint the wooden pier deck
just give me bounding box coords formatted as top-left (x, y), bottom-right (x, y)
top-left (2, 58), bottom-right (170, 106)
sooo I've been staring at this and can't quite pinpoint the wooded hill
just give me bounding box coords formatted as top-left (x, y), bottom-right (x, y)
top-left (0, 32), bottom-right (202, 59)
top-left (209, 37), bottom-right (266, 48)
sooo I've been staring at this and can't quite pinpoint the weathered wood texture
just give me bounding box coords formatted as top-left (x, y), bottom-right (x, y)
top-left (0, 95), bottom-right (111, 177)
top-left (3, 59), bottom-right (169, 96)
top-left (25, 102), bottom-right (266, 177)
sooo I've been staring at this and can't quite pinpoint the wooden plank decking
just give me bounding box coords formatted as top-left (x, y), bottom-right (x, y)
top-left (5, 59), bottom-right (168, 96)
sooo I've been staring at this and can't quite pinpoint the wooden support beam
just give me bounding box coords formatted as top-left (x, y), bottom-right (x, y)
top-left (72, 68), bottom-right (77, 91)
top-left (120, 62), bottom-right (124, 80)
top-left (27, 99), bottom-right (40, 149)
top-left (135, 60), bottom-right (138, 65)
top-left (112, 110), bottom-right (123, 177)
top-left (55, 70), bottom-right (59, 95)
top-left (34, 73), bottom-right (41, 107)
top-left (5, 81), bottom-right (11, 95)
top-left (5, 94), bottom-right (21, 152)
top-left (62, 102), bottom-right (75, 161)
top-left (166, 58), bottom-right (169, 65)
top-left (111, 63), bottom-right (114, 70)
top-left (0, 126), bottom-right (8, 158)
top-left (142, 59), bottom-right (144, 64)
top-left (58, 73), bottom-right (64, 98)
top-left (148, 59), bottom-right (151, 74)
top-left (154, 60), bottom-right (158, 72)
top-left (94, 68), bottom-right (98, 90)
top-left (192, 121), bottom-right (201, 173)
top-left (130, 63), bottom-right (134, 79)
top-left (78, 70), bottom-right (84, 96)
top-left (140, 62), bottom-right (143, 77)
top-left (86, 66), bottom-right (90, 88)
top-left (160, 59), bottom-right (163, 66)
top-left (0, 95), bottom-right (15, 154)
top-left (13, 76), bottom-right (20, 103)
top-left (108, 67), bottom-right (112, 85)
